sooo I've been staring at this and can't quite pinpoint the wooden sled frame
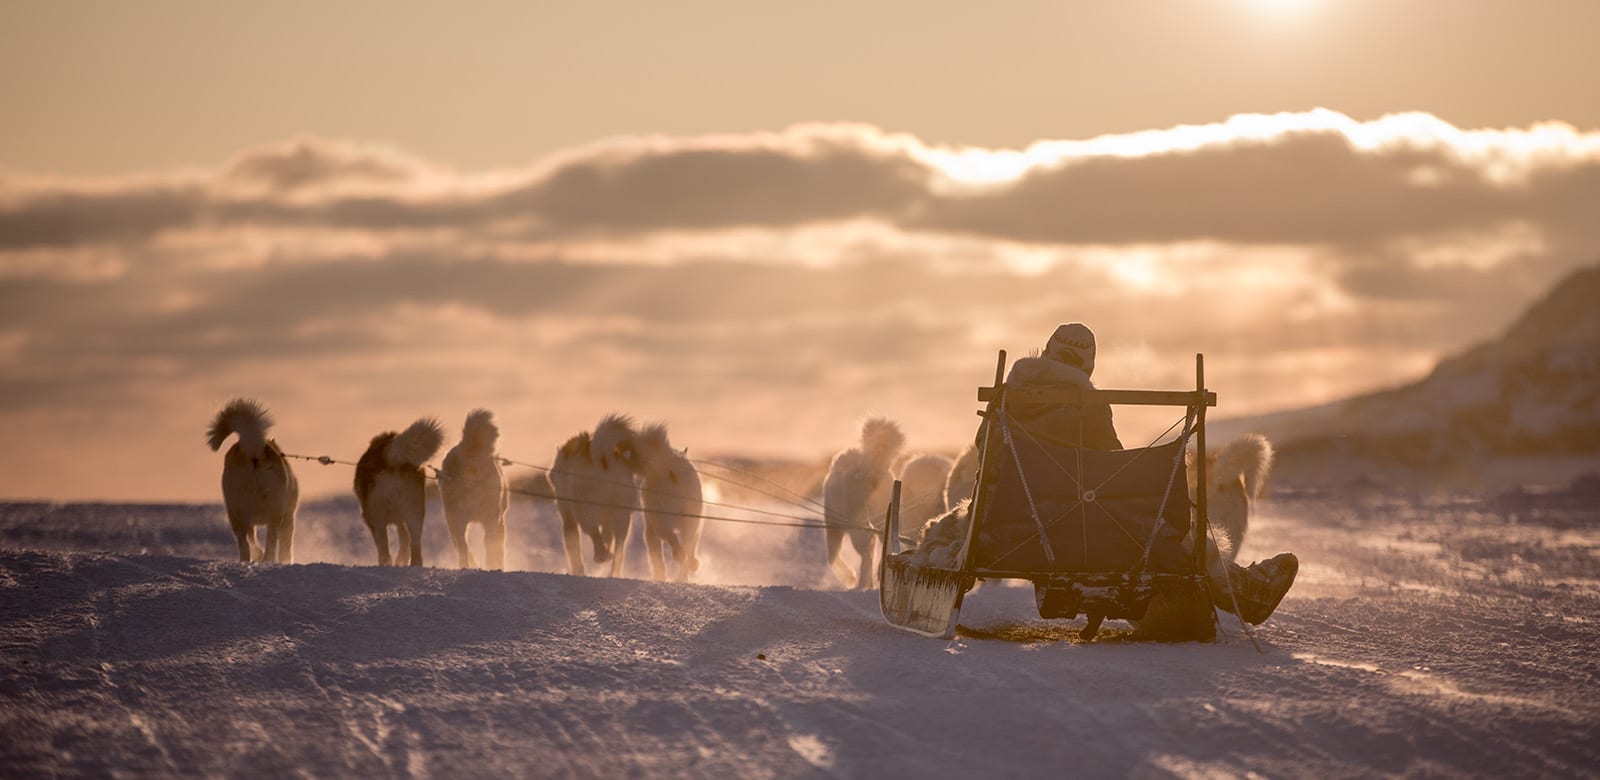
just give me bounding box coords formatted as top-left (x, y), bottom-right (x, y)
top-left (879, 350), bottom-right (1219, 640)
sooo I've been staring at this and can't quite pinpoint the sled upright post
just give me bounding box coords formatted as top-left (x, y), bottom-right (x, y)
top-left (1194, 353), bottom-right (1209, 578)
top-left (880, 351), bottom-right (1219, 641)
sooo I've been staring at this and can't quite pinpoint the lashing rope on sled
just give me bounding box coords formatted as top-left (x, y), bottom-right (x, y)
top-left (998, 395), bottom-right (1056, 564)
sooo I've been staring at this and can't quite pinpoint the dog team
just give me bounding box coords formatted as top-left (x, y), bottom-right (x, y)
top-left (205, 400), bottom-right (717, 582)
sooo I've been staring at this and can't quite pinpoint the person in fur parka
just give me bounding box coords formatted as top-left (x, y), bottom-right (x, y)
top-left (978, 322), bottom-right (1122, 451)
top-left (1005, 322), bottom-right (1122, 450)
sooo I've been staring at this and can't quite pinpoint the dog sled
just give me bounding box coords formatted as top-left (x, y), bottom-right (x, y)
top-left (879, 351), bottom-right (1218, 641)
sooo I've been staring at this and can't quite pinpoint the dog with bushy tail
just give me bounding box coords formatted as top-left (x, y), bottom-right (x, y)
top-left (439, 409), bottom-right (509, 570)
top-left (823, 417), bottom-right (905, 589)
top-left (355, 418), bottom-right (445, 566)
top-left (208, 398), bottom-right (299, 563)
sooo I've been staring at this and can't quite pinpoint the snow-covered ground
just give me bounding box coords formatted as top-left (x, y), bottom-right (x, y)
top-left (2, 490), bottom-right (1598, 777)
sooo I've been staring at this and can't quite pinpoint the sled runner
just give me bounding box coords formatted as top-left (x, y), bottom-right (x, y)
top-left (880, 351), bottom-right (1218, 641)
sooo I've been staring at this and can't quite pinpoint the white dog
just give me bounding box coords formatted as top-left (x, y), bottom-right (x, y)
top-left (594, 420), bottom-right (704, 582)
top-left (823, 417), bottom-right (905, 589)
top-left (550, 415), bottom-right (640, 578)
top-left (439, 409), bottom-right (509, 570)
top-left (207, 398), bottom-right (299, 563)
top-left (354, 418), bottom-right (445, 567)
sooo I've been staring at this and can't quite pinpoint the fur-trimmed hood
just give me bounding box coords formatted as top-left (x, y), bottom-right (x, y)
top-left (1007, 356), bottom-right (1095, 389)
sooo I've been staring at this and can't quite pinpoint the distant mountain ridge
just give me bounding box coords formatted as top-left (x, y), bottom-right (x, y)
top-left (1211, 263), bottom-right (1600, 490)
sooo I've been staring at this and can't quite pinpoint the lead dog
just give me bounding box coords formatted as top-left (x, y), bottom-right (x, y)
top-left (354, 418), bottom-right (444, 566)
top-left (207, 398), bottom-right (299, 563)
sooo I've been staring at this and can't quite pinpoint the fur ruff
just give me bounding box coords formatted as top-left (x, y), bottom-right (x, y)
top-left (1006, 356), bottom-right (1094, 389)
top-left (908, 498), bottom-right (970, 569)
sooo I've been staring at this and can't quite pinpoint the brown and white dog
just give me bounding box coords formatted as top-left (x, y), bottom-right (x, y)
top-left (593, 420), bottom-right (705, 583)
top-left (207, 398), bottom-right (299, 563)
top-left (439, 409), bottom-right (509, 570)
top-left (354, 418), bottom-right (444, 566)
top-left (550, 414), bottom-right (640, 578)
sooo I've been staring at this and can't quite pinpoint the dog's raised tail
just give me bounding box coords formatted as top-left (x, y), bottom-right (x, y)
top-left (461, 409), bottom-right (499, 451)
top-left (1213, 433), bottom-right (1274, 500)
top-left (207, 398), bottom-right (274, 454)
top-left (387, 418), bottom-right (445, 467)
top-left (858, 416), bottom-right (906, 461)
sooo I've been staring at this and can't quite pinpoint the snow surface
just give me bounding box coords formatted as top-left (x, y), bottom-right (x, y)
top-left (2, 493), bottom-right (1599, 777)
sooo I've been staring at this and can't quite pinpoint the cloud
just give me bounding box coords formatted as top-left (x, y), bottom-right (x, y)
top-left (5, 110), bottom-right (1598, 259)
top-left (217, 137), bottom-right (443, 197)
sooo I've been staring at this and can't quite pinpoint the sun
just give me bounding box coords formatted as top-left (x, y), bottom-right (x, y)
top-left (1240, 0), bottom-right (1319, 16)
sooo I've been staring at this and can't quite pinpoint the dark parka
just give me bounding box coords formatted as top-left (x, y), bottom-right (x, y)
top-left (979, 356), bottom-right (1123, 451)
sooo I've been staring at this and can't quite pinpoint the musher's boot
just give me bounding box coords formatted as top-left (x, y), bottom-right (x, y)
top-left (1220, 552), bottom-right (1299, 625)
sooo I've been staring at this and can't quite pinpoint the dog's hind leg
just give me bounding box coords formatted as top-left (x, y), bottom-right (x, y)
top-left (644, 523), bottom-right (667, 582)
top-left (826, 527), bottom-right (857, 589)
top-left (398, 521), bottom-right (422, 567)
top-left (851, 530), bottom-right (875, 591)
top-left (265, 522), bottom-right (282, 565)
top-left (367, 521), bottom-right (393, 566)
top-left (230, 516), bottom-right (255, 562)
top-left (559, 508), bottom-right (586, 576)
top-left (449, 517), bottom-right (474, 569)
top-left (589, 526), bottom-right (612, 565)
top-left (607, 514), bottom-right (631, 578)
top-left (666, 525), bottom-right (699, 583)
top-left (484, 521), bottom-right (506, 571)
top-left (275, 512), bottom-right (295, 564)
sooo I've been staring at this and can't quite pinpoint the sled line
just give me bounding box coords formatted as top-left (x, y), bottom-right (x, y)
top-left (282, 451), bottom-right (880, 534)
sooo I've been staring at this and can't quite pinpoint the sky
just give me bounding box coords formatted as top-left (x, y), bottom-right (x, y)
top-left (2, 0), bottom-right (1598, 501)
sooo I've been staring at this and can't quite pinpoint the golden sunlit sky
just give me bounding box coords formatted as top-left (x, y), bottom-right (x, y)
top-left (3, 0), bottom-right (1598, 501)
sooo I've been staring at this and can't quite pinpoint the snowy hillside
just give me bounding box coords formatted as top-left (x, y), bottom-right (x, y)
top-left (1211, 264), bottom-right (1600, 490)
top-left (3, 495), bottom-right (1599, 777)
